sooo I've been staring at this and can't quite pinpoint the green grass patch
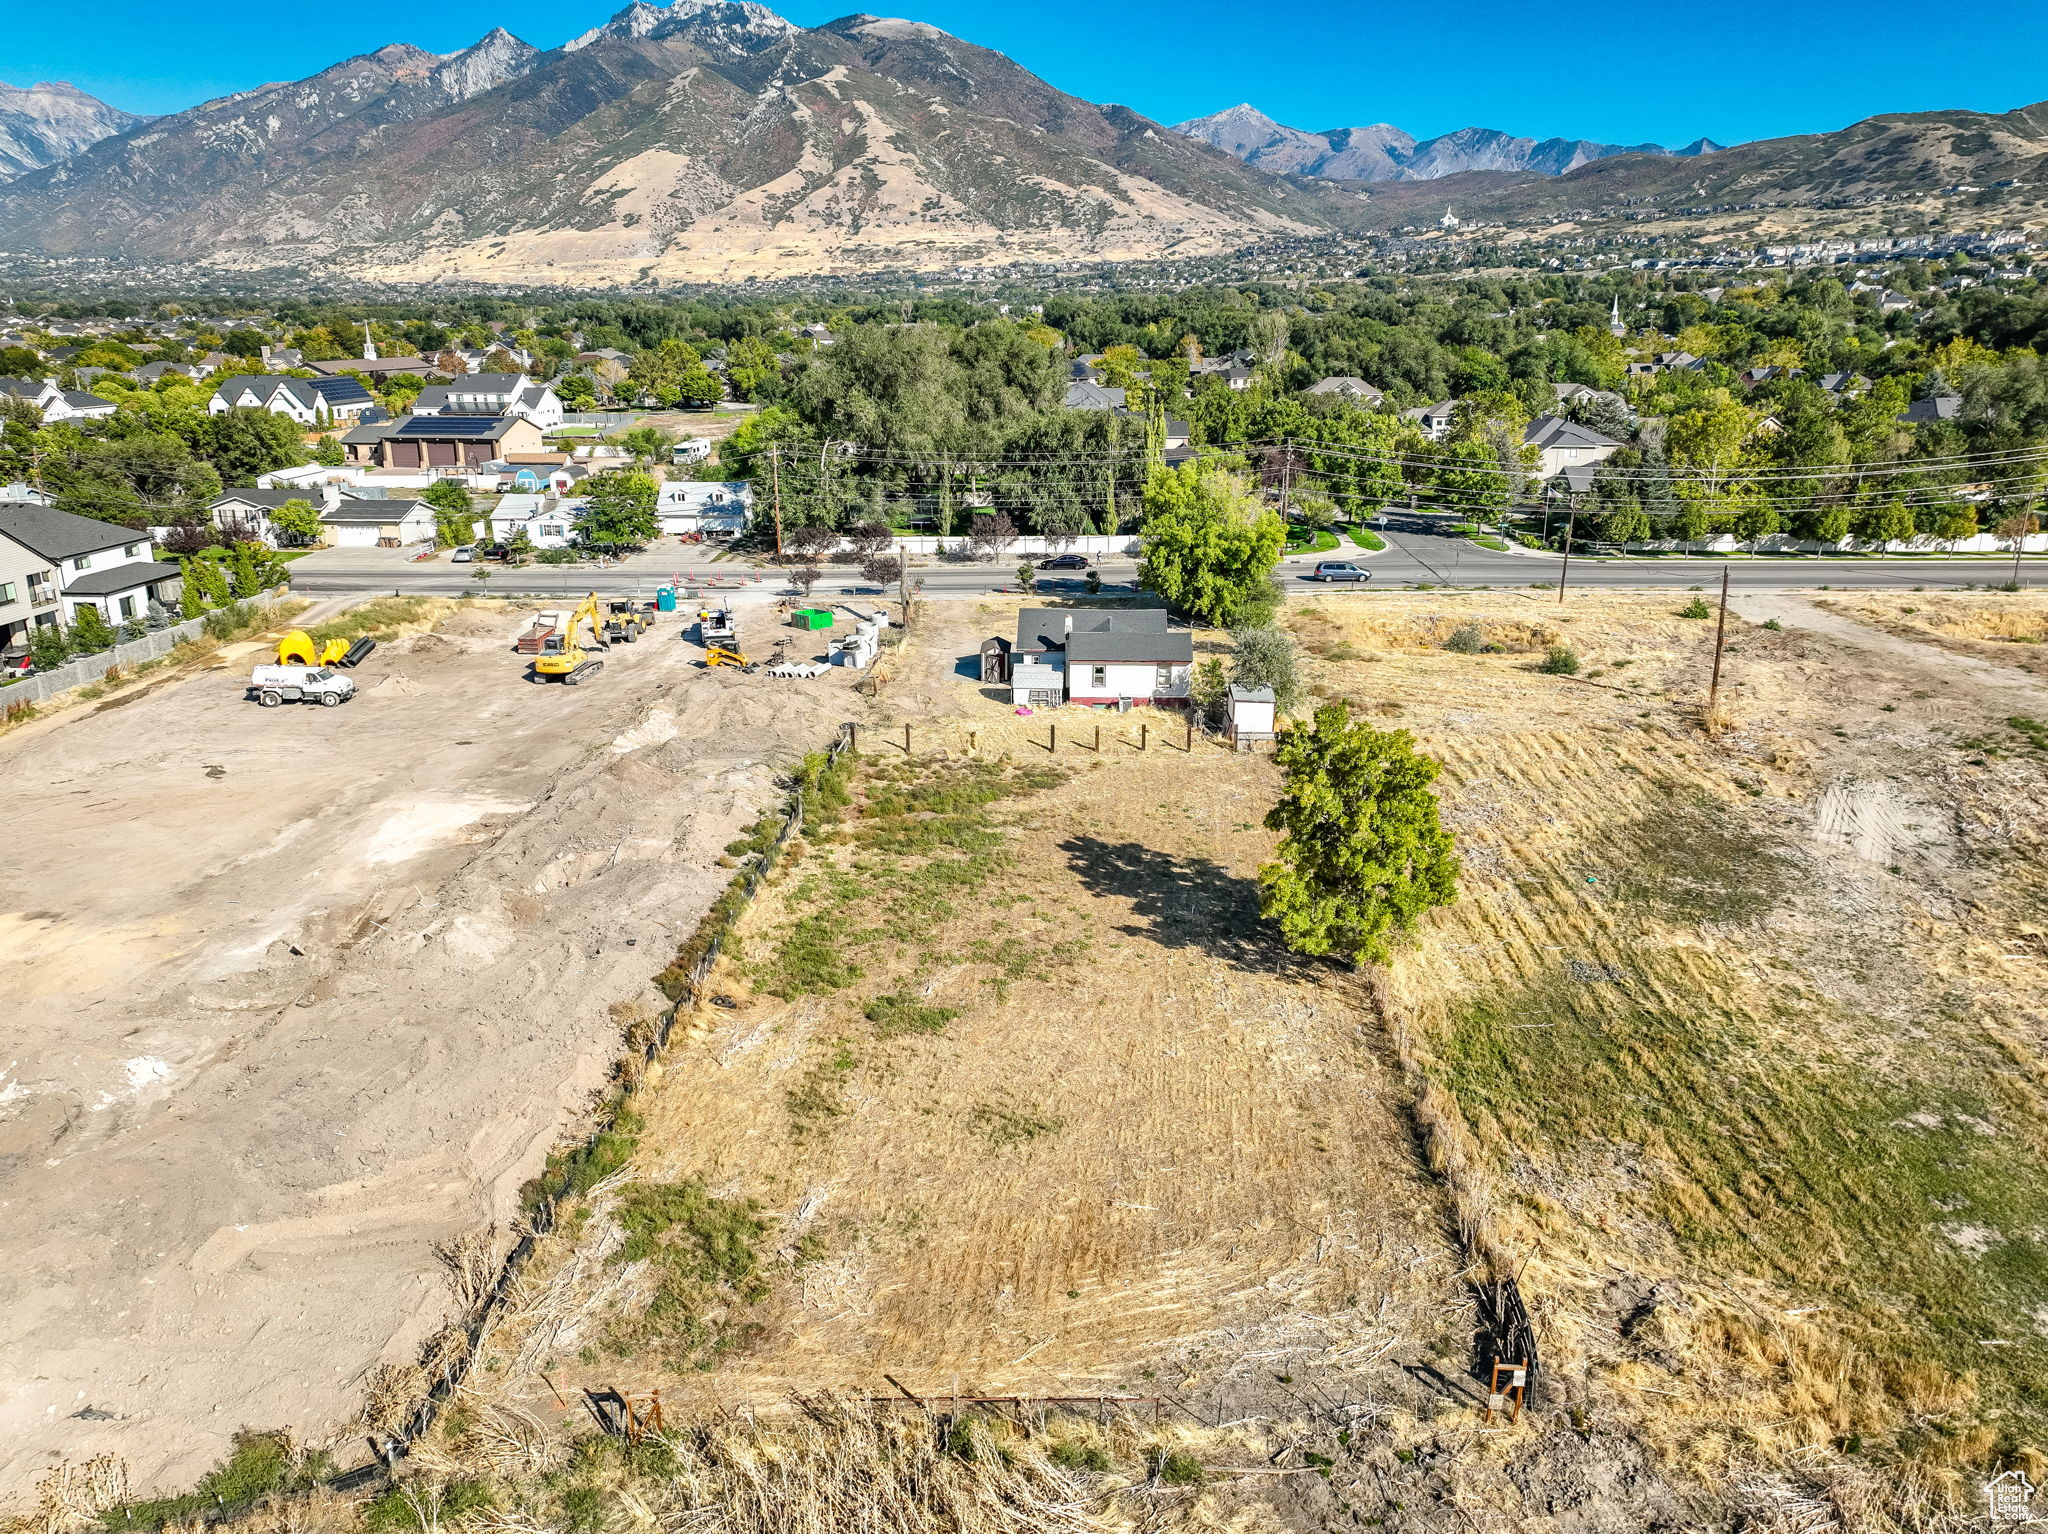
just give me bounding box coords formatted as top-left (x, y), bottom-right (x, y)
top-left (104, 1431), bottom-right (333, 1530)
top-left (864, 992), bottom-right (960, 1038)
top-left (1347, 526), bottom-right (1387, 551)
top-left (1286, 528), bottom-right (1340, 554)
top-left (606, 1176), bottom-right (772, 1366)
top-left (967, 1098), bottom-right (1066, 1147)
top-left (1437, 957), bottom-right (2048, 1441)
top-left (308, 595), bottom-right (441, 645)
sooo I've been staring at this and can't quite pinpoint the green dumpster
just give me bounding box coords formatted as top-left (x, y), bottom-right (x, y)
top-left (791, 608), bottom-right (834, 630)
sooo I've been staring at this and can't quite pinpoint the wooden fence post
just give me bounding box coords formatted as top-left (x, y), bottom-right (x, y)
top-left (1093, 723), bottom-right (1101, 753)
top-left (1049, 722), bottom-right (1057, 754)
top-left (904, 722), bottom-right (912, 755)
top-left (1185, 717), bottom-right (1193, 753)
top-left (1140, 721), bottom-right (1148, 752)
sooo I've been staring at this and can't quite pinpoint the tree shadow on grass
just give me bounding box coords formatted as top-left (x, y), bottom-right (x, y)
top-left (1059, 835), bottom-right (1310, 977)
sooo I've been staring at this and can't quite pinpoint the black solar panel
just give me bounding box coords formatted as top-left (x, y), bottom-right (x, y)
top-left (395, 415), bottom-right (501, 437)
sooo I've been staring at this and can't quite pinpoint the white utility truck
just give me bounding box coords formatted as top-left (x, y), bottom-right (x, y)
top-left (248, 664), bottom-right (357, 708)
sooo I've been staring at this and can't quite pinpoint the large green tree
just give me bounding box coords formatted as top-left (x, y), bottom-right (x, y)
top-left (1258, 704), bottom-right (1459, 967)
top-left (1136, 462), bottom-right (1285, 628)
top-left (578, 469), bottom-right (660, 549)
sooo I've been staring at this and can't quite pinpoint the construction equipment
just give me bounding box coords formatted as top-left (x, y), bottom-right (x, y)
top-left (697, 605), bottom-right (737, 646)
top-left (531, 593), bottom-right (609, 684)
top-left (248, 664), bottom-right (357, 708)
top-left (603, 600), bottom-right (652, 644)
top-left (704, 644), bottom-right (755, 673)
top-left (276, 630), bottom-right (376, 668)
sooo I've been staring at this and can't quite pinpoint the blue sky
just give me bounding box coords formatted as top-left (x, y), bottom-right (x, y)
top-left (12, 0), bottom-right (2048, 149)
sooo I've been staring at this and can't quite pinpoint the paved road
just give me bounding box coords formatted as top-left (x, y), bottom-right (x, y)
top-left (285, 514), bottom-right (2039, 602)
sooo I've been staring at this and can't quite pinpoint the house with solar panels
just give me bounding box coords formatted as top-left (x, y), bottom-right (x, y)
top-left (343, 413), bottom-right (548, 470)
top-left (207, 374), bottom-right (380, 427)
top-left (410, 374), bottom-right (563, 429)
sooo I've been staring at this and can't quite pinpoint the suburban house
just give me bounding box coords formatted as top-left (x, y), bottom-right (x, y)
top-left (0, 502), bottom-right (182, 629)
top-left (411, 375), bottom-right (563, 428)
top-left (318, 497), bottom-right (431, 548)
top-left (655, 481), bottom-right (754, 538)
top-left (1551, 381), bottom-right (1628, 415)
top-left (210, 488), bottom-right (329, 543)
top-left (1898, 392), bottom-right (1963, 425)
top-left (1525, 415), bottom-right (1623, 480)
top-left (208, 374), bottom-right (379, 426)
top-left (1007, 607), bottom-right (1192, 710)
top-left (131, 360), bottom-right (210, 384)
top-left (1062, 379), bottom-right (1127, 410)
top-left (486, 495), bottom-right (576, 550)
top-left (0, 376), bottom-right (116, 423)
top-left (344, 414), bottom-right (548, 469)
top-left (1305, 377), bottom-right (1385, 404)
top-left (1402, 401), bottom-right (1458, 441)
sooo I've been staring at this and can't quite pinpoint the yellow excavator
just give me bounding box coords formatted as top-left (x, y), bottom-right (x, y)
top-left (276, 630), bottom-right (375, 668)
top-left (531, 593), bottom-right (609, 684)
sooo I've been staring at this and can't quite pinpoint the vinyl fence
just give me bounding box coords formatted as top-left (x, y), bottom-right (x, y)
top-left (0, 598), bottom-right (291, 709)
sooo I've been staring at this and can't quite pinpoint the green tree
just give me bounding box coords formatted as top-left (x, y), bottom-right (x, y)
top-left (1229, 626), bottom-right (1301, 714)
top-left (311, 435), bottom-right (345, 466)
top-left (1257, 704), bottom-right (1459, 968)
top-left (200, 409), bottom-right (306, 485)
top-left (578, 469), bottom-right (660, 549)
top-left (270, 498), bottom-right (324, 547)
top-left (1136, 462), bottom-right (1285, 628)
top-left (554, 373), bottom-right (597, 410)
top-left (422, 479), bottom-right (476, 547)
top-left (227, 539), bottom-right (283, 598)
top-left (723, 336), bottom-right (781, 401)
top-left (28, 621), bottom-right (70, 670)
top-left (1856, 500), bottom-right (1916, 554)
top-left (69, 603), bottom-right (116, 652)
top-left (1935, 504), bottom-right (1979, 552)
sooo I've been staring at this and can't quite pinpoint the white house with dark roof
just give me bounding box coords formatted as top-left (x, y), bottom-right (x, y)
top-left (655, 481), bottom-right (753, 538)
top-left (0, 376), bottom-right (116, 424)
top-left (1402, 400), bottom-right (1458, 441)
top-left (0, 502), bottom-right (181, 632)
top-left (1009, 607), bottom-right (1192, 709)
top-left (317, 496), bottom-right (432, 549)
top-left (208, 374), bottom-right (378, 426)
top-left (410, 375), bottom-right (562, 428)
top-left (1524, 415), bottom-right (1622, 479)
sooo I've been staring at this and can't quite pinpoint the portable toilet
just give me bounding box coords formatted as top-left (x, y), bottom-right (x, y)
top-left (656, 587), bottom-right (677, 613)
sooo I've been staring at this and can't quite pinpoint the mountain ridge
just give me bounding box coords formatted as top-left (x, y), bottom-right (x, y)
top-left (0, 80), bottom-right (144, 182)
top-left (0, 2), bottom-right (1347, 284)
top-left (1172, 102), bottom-right (1724, 181)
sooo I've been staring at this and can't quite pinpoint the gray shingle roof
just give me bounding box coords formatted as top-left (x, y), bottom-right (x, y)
top-left (63, 559), bottom-right (182, 595)
top-left (0, 502), bottom-right (138, 560)
top-left (321, 498), bottom-right (426, 523)
top-left (1013, 606), bottom-right (1189, 663)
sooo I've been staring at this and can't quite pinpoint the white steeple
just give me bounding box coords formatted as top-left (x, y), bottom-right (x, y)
top-left (1609, 295), bottom-right (1624, 336)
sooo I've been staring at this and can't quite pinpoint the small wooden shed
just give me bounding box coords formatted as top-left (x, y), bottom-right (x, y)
top-left (980, 635), bottom-right (1011, 683)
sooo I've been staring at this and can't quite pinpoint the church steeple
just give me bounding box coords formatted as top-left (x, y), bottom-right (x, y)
top-left (1609, 295), bottom-right (1625, 337)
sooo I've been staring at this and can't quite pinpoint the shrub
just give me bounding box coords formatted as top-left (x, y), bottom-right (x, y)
top-left (1679, 596), bottom-right (1713, 618)
top-left (1539, 644), bottom-right (1581, 675)
top-left (1147, 1447), bottom-right (1205, 1486)
top-left (1445, 622), bottom-right (1484, 654)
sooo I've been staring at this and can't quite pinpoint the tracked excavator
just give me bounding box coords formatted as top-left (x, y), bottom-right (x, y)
top-left (530, 593), bottom-right (609, 684)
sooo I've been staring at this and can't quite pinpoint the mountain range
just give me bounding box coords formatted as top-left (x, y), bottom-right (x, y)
top-left (1172, 103), bottom-right (1723, 181)
top-left (0, 15), bottom-right (2044, 286)
top-left (0, 81), bottom-right (143, 181)
top-left (0, 3), bottom-right (1336, 285)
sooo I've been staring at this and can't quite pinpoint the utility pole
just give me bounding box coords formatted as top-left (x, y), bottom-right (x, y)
top-left (1278, 438), bottom-right (1293, 522)
top-left (1707, 565), bottom-right (1731, 717)
top-left (769, 447), bottom-right (783, 557)
top-left (1555, 506), bottom-right (1577, 605)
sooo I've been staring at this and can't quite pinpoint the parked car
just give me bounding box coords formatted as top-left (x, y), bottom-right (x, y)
top-left (1036, 553), bottom-right (1089, 570)
top-left (1313, 561), bottom-right (1370, 583)
top-left (451, 545), bottom-right (477, 563)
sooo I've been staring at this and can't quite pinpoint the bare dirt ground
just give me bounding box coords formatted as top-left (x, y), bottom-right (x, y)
top-left (449, 588), bottom-right (2048, 1530)
top-left (0, 600), bottom-right (858, 1498)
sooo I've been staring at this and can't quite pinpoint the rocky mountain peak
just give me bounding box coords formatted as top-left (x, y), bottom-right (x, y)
top-left (0, 80), bottom-right (143, 181)
top-left (564, 0), bottom-right (796, 57)
top-left (431, 28), bottom-right (541, 101)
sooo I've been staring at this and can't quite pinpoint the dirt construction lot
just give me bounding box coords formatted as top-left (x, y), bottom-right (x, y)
top-left (0, 600), bottom-right (855, 1497)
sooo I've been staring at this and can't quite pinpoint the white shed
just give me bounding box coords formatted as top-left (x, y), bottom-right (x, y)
top-left (1010, 656), bottom-right (1064, 709)
top-left (1229, 684), bottom-right (1277, 745)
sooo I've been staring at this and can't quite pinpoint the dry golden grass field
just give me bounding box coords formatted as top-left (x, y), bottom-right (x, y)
top-left (30, 589), bottom-right (2048, 1534)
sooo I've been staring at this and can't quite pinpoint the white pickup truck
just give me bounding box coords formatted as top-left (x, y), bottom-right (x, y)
top-left (248, 664), bottom-right (357, 708)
